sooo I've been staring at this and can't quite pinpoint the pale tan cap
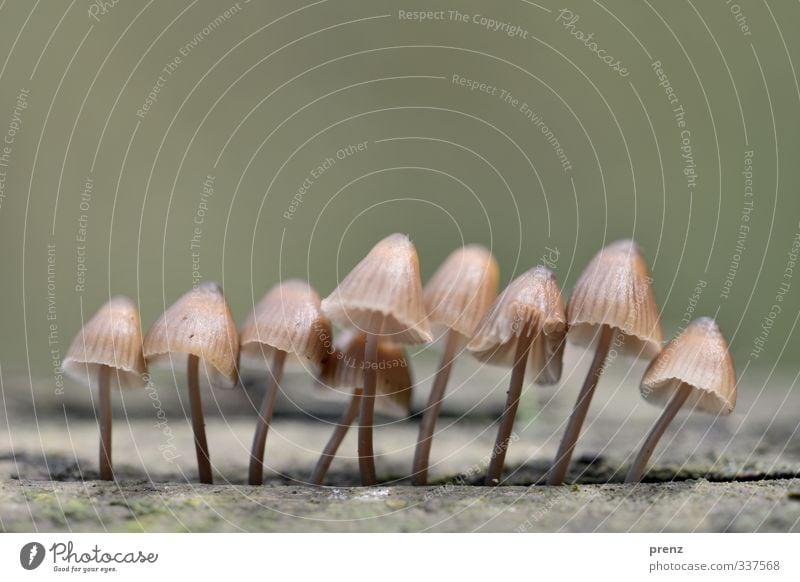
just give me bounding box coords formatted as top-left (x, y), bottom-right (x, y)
top-left (424, 244), bottom-right (499, 338)
top-left (240, 279), bottom-right (331, 369)
top-left (641, 317), bottom-right (736, 415)
top-left (321, 233), bottom-right (432, 344)
top-left (63, 296), bottom-right (147, 389)
top-left (567, 239), bottom-right (663, 359)
top-left (467, 266), bottom-right (567, 385)
top-left (143, 282), bottom-right (239, 388)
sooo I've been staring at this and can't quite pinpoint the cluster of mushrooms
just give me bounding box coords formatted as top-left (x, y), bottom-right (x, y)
top-left (62, 234), bottom-right (736, 487)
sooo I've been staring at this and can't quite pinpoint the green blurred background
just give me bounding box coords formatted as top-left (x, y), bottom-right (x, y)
top-left (0, 0), bottom-right (797, 388)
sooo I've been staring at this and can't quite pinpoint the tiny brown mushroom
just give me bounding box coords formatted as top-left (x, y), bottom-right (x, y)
top-left (548, 240), bottom-right (662, 485)
top-left (143, 282), bottom-right (239, 484)
top-left (63, 296), bottom-right (147, 481)
top-left (321, 233), bottom-right (431, 485)
top-left (239, 279), bottom-right (331, 485)
top-left (310, 329), bottom-right (412, 485)
top-left (467, 266), bottom-right (567, 485)
top-left (626, 317), bottom-right (736, 483)
top-left (412, 244), bottom-right (499, 485)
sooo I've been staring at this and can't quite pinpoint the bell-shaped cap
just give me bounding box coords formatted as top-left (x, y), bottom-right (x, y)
top-left (318, 329), bottom-right (413, 418)
top-left (467, 266), bottom-right (567, 385)
top-left (63, 296), bottom-right (147, 389)
top-left (640, 317), bottom-right (736, 415)
top-left (240, 279), bottom-right (332, 370)
top-left (424, 244), bottom-right (499, 338)
top-left (567, 239), bottom-right (663, 359)
top-left (143, 282), bottom-right (239, 388)
top-left (321, 233), bottom-right (432, 344)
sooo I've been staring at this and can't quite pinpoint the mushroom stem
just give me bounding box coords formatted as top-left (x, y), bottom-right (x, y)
top-left (358, 327), bottom-right (382, 486)
top-left (412, 329), bottom-right (460, 486)
top-left (625, 383), bottom-right (692, 483)
top-left (98, 364), bottom-right (112, 481)
top-left (248, 350), bottom-right (287, 486)
top-left (187, 354), bottom-right (213, 484)
top-left (548, 325), bottom-right (615, 485)
top-left (309, 388), bottom-right (363, 485)
top-left (486, 326), bottom-right (535, 485)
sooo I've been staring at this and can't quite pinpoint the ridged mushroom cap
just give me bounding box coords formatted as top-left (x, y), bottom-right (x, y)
top-left (63, 296), bottom-right (147, 389)
top-left (318, 329), bottom-right (413, 418)
top-left (567, 239), bottom-right (663, 359)
top-left (467, 266), bottom-right (567, 385)
top-left (424, 244), bottom-right (499, 338)
top-left (321, 233), bottom-right (432, 344)
top-left (640, 317), bottom-right (736, 415)
top-left (239, 279), bottom-right (331, 370)
top-left (143, 282), bottom-right (239, 388)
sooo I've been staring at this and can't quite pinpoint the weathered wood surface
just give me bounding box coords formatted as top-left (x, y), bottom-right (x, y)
top-left (2, 353), bottom-right (798, 532)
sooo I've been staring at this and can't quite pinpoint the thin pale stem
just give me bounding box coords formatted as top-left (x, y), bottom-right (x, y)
top-left (98, 364), bottom-right (112, 481)
top-left (412, 329), bottom-right (460, 486)
top-left (625, 383), bottom-right (692, 483)
top-left (187, 354), bottom-right (213, 484)
top-left (358, 327), bottom-right (382, 486)
top-left (547, 326), bottom-right (614, 485)
top-left (309, 388), bottom-right (362, 485)
top-left (486, 326), bottom-right (535, 485)
top-left (248, 350), bottom-right (287, 486)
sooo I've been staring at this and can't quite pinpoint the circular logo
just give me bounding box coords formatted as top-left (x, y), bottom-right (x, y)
top-left (19, 542), bottom-right (46, 570)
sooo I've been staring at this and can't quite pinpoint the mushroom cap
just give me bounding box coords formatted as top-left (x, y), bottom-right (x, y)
top-left (318, 329), bottom-right (413, 418)
top-left (567, 239), bottom-right (663, 359)
top-left (423, 244), bottom-right (500, 337)
top-left (467, 266), bottom-right (567, 385)
top-left (640, 317), bottom-right (736, 415)
top-left (63, 296), bottom-right (147, 389)
top-left (321, 233), bottom-right (432, 344)
top-left (143, 282), bottom-right (239, 388)
top-left (239, 279), bottom-right (332, 370)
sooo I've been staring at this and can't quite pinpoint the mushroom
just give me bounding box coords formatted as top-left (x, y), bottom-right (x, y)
top-left (625, 317), bottom-right (736, 483)
top-left (412, 244), bottom-right (499, 485)
top-left (467, 266), bottom-right (567, 484)
top-left (143, 282), bottom-right (239, 484)
top-left (63, 296), bottom-right (147, 480)
top-left (548, 240), bottom-right (662, 485)
top-left (321, 233), bottom-right (431, 485)
top-left (310, 329), bottom-right (412, 485)
top-left (239, 279), bottom-right (331, 485)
